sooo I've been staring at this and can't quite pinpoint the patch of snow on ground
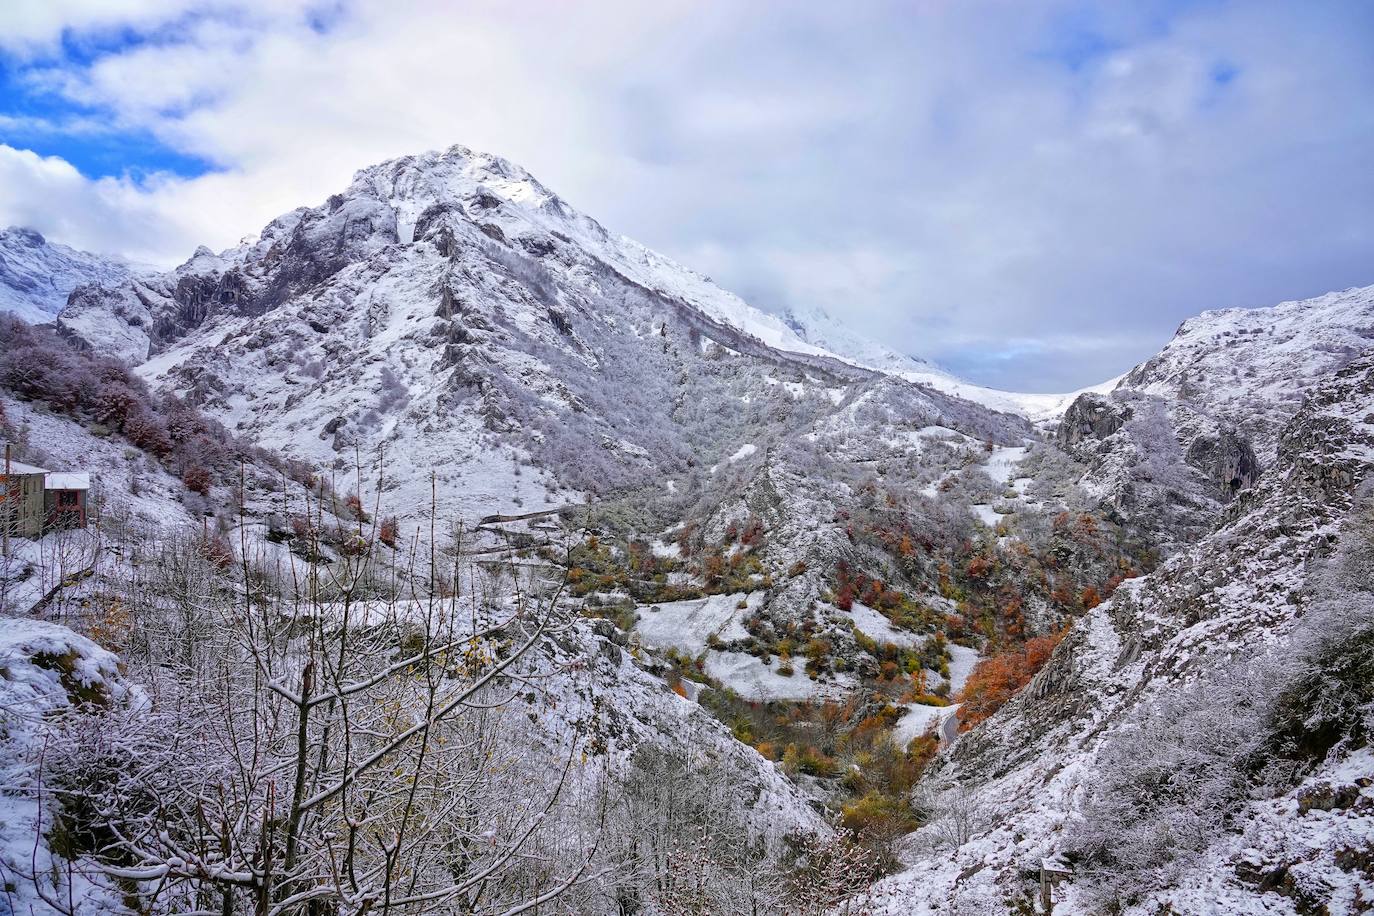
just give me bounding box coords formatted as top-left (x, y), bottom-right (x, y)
top-left (728, 443), bottom-right (757, 463)
top-left (847, 602), bottom-right (923, 648)
top-left (633, 592), bottom-right (756, 654)
top-left (649, 538), bottom-right (682, 559)
top-left (981, 445), bottom-right (1028, 484)
top-left (970, 503), bottom-right (1001, 526)
top-left (704, 650), bottom-right (854, 702)
top-left (892, 703), bottom-right (959, 751)
top-left (948, 643), bottom-right (980, 695)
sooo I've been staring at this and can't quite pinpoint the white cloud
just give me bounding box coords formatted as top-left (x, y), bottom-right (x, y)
top-left (0, 0), bottom-right (1370, 390)
top-left (0, 144), bottom-right (193, 262)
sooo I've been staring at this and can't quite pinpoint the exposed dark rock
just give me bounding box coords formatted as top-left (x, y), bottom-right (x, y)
top-left (1184, 425), bottom-right (1260, 499)
top-left (1056, 393), bottom-right (1130, 453)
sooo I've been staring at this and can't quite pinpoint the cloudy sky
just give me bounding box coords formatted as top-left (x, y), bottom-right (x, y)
top-left (1, 1), bottom-right (1371, 391)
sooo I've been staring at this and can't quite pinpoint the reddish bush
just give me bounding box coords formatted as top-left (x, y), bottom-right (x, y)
top-left (957, 629), bottom-right (1068, 731)
top-left (379, 515), bottom-right (399, 548)
top-left (203, 534), bottom-right (234, 569)
top-left (0, 315), bottom-right (255, 491)
top-left (124, 407), bottom-right (173, 458)
top-left (182, 464), bottom-right (213, 496)
top-left (344, 493), bottom-right (369, 522)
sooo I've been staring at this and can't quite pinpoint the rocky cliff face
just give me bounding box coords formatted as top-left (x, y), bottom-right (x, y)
top-left (1052, 286), bottom-right (1374, 553)
top-left (1055, 389), bottom-right (1260, 549)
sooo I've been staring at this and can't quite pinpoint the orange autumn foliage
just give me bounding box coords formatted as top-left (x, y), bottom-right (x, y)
top-left (956, 628), bottom-right (1068, 732)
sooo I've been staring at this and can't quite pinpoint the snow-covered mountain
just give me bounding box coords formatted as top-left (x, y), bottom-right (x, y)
top-left (1124, 283), bottom-right (1374, 461)
top-left (0, 227), bottom-right (139, 324)
top-left (59, 145), bottom-right (1031, 523)
top-left (1054, 284), bottom-right (1374, 549)
top-left (12, 141), bottom-right (1374, 915)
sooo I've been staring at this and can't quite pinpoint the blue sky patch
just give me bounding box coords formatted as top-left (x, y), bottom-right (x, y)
top-left (0, 46), bottom-right (217, 181)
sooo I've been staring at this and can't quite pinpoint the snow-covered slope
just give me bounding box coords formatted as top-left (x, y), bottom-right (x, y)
top-left (1053, 284), bottom-right (1374, 550)
top-left (0, 227), bottom-right (137, 324)
top-left (1124, 283), bottom-right (1374, 461)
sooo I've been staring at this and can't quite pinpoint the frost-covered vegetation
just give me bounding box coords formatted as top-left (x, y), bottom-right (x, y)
top-left (2, 495), bottom-right (881, 914)
top-left (1067, 499), bottom-right (1374, 908)
top-left (0, 315), bottom-right (314, 498)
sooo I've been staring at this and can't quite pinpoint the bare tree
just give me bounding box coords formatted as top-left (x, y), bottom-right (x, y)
top-left (36, 475), bottom-right (606, 915)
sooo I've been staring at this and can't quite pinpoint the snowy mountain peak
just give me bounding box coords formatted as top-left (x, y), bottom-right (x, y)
top-left (0, 226), bottom-right (137, 324)
top-left (349, 143), bottom-right (602, 245)
top-left (343, 144), bottom-right (845, 363)
top-left (344, 144), bottom-right (1118, 421)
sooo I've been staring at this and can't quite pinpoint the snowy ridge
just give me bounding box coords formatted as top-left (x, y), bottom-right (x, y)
top-left (353, 146), bottom-right (840, 363)
top-left (0, 227), bottom-right (139, 324)
top-left (54, 143), bottom-right (1100, 424)
top-left (781, 301), bottom-right (1122, 420)
top-left (1049, 284), bottom-right (1374, 551)
top-left (1125, 283), bottom-right (1374, 460)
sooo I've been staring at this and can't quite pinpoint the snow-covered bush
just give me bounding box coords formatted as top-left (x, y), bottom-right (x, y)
top-left (1066, 660), bottom-right (1280, 904)
top-left (1266, 500), bottom-right (1374, 761)
top-left (26, 527), bottom-right (601, 914)
top-left (1067, 497), bottom-right (1374, 906)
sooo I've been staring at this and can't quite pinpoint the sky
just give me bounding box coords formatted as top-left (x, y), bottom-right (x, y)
top-left (0, 1), bottom-right (1371, 392)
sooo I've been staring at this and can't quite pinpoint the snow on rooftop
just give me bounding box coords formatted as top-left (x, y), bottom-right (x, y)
top-left (44, 472), bottom-right (90, 490)
top-left (0, 460), bottom-right (49, 475)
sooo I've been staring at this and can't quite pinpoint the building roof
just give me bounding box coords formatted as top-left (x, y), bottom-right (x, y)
top-left (1, 460), bottom-right (50, 475)
top-left (45, 473), bottom-right (90, 491)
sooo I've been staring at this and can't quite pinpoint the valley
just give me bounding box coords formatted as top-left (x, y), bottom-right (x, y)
top-left (1, 144), bottom-right (1371, 914)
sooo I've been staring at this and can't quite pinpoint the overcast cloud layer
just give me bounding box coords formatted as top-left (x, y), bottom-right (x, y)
top-left (0, 0), bottom-right (1371, 391)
